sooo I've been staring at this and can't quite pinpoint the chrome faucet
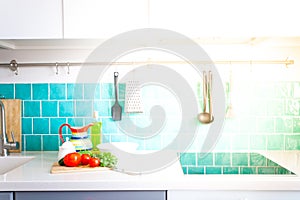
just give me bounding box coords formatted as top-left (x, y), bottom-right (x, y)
top-left (0, 100), bottom-right (19, 156)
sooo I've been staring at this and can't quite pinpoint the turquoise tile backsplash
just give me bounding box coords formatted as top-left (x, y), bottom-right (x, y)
top-left (24, 101), bottom-right (40, 117)
top-left (50, 83), bottom-right (66, 100)
top-left (42, 101), bottom-right (58, 117)
top-left (15, 84), bottom-right (31, 100)
top-left (0, 81), bottom-right (299, 175)
top-left (180, 152), bottom-right (292, 175)
top-left (33, 83), bottom-right (48, 100)
top-left (0, 84), bottom-right (14, 98)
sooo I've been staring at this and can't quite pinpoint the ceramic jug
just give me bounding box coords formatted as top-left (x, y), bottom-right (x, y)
top-left (59, 123), bottom-right (93, 152)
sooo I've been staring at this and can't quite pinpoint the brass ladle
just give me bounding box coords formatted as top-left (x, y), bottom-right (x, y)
top-left (198, 71), bottom-right (214, 124)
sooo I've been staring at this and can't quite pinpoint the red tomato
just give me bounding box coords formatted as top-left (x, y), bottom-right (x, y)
top-left (81, 154), bottom-right (91, 165)
top-left (64, 152), bottom-right (81, 167)
top-left (89, 157), bottom-right (100, 167)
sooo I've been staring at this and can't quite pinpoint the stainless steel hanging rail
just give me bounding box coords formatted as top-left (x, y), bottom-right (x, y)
top-left (0, 59), bottom-right (295, 75)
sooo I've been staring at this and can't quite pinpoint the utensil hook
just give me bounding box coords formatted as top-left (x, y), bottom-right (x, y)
top-left (67, 62), bottom-right (70, 74)
top-left (55, 63), bottom-right (59, 75)
top-left (9, 60), bottom-right (19, 75)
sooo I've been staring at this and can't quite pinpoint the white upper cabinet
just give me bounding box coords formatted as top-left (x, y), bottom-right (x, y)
top-left (148, 0), bottom-right (260, 37)
top-left (63, 0), bottom-right (148, 39)
top-left (149, 0), bottom-right (300, 37)
top-left (0, 0), bottom-right (63, 39)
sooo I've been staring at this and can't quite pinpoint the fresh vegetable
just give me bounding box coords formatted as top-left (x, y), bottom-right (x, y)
top-left (78, 150), bottom-right (93, 156)
top-left (81, 154), bottom-right (91, 165)
top-left (64, 152), bottom-right (81, 167)
top-left (94, 152), bottom-right (118, 168)
top-left (89, 157), bottom-right (100, 167)
top-left (58, 157), bottom-right (65, 166)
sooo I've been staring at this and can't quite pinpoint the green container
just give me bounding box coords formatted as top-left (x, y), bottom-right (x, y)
top-left (91, 122), bottom-right (102, 150)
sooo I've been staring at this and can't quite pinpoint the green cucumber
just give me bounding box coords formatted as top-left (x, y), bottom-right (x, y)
top-left (58, 157), bottom-right (65, 166)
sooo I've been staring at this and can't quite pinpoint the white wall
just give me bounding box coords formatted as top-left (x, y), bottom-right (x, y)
top-left (0, 43), bottom-right (300, 83)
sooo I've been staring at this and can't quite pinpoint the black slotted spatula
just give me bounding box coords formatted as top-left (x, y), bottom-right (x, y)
top-left (111, 72), bottom-right (122, 121)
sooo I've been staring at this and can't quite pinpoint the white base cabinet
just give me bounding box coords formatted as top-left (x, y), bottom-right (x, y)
top-left (168, 190), bottom-right (300, 200)
top-left (15, 191), bottom-right (166, 200)
top-left (5, 190), bottom-right (300, 200)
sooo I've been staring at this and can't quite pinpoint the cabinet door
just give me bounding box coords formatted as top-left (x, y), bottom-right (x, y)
top-left (15, 191), bottom-right (166, 200)
top-left (0, 192), bottom-right (13, 200)
top-left (0, 0), bottom-right (63, 39)
top-left (63, 0), bottom-right (148, 39)
top-left (168, 190), bottom-right (300, 200)
top-left (148, 0), bottom-right (300, 37)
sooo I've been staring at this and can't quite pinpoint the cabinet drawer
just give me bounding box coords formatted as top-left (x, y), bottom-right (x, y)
top-left (0, 192), bottom-right (13, 200)
top-left (168, 190), bottom-right (300, 200)
top-left (16, 191), bottom-right (166, 200)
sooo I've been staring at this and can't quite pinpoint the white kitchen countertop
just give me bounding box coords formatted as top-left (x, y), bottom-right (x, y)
top-left (1, 151), bottom-right (300, 191)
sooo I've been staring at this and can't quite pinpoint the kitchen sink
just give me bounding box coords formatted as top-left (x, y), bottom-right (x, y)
top-left (0, 156), bottom-right (35, 175)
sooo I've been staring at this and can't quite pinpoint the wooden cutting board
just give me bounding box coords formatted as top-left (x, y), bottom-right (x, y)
top-left (0, 99), bottom-right (22, 153)
top-left (50, 162), bottom-right (111, 174)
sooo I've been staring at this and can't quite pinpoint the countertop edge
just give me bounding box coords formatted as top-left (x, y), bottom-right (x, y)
top-left (2, 152), bottom-right (300, 191)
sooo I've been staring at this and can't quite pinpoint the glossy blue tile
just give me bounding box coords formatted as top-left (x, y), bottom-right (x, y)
top-left (59, 101), bottom-right (74, 117)
top-left (50, 118), bottom-right (66, 134)
top-left (67, 83), bottom-right (83, 100)
top-left (206, 167), bottom-right (222, 174)
top-left (215, 153), bottom-right (231, 166)
top-left (250, 153), bottom-right (266, 166)
top-left (258, 167), bottom-right (275, 174)
top-left (24, 101), bottom-right (40, 117)
top-left (84, 117), bottom-right (95, 125)
top-left (94, 100), bottom-right (111, 117)
top-left (197, 153), bottom-right (213, 166)
top-left (25, 135), bottom-right (41, 151)
top-left (127, 137), bottom-right (144, 150)
top-left (33, 84), bottom-right (48, 100)
top-left (119, 83), bottom-right (126, 100)
top-left (102, 118), bottom-right (117, 133)
top-left (0, 84), bottom-right (14, 99)
top-left (119, 100), bottom-right (125, 114)
top-left (267, 135), bottom-right (284, 150)
top-left (21, 135), bottom-right (25, 151)
top-left (241, 167), bottom-right (256, 174)
top-left (67, 118), bottom-right (84, 127)
top-left (33, 118), bottom-right (49, 134)
top-left (145, 136), bottom-right (161, 150)
top-left (267, 159), bottom-right (279, 167)
top-left (102, 135), bottom-right (111, 143)
top-left (188, 167), bottom-right (204, 174)
top-left (101, 83), bottom-right (114, 99)
top-left (223, 167), bottom-right (239, 174)
top-left (42, 135), bottom-right (59, 151)
top-left (111, 134), bottom-right (127, 142)
top-left (232, 153), bottom-right (248, 166)
top-left (180, 153), bottom-right (196, 166)
top-left (50, 83), bottom-right (66, 100)
top-left (22, 118), bottom-right (32, 134)
top-left (42, 101), bottom-right (58, 117)
top-left (15, 84), bottom-right (31, 100)
top-left (84, 83), bottom-right (100, 100)
top-left (76, 100), bottom-right (92, 117)
top-left (276, 167), bottom-right (291, 174)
